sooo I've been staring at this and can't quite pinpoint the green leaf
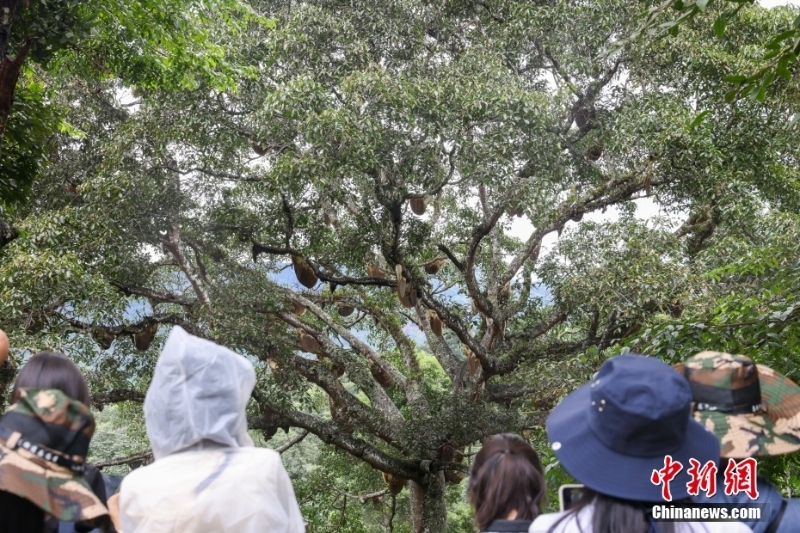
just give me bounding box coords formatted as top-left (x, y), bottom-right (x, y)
top-left (766, 29), bottom-right (797, 47)
top-left (688, 110), bottom-right (711, 131)
top-left (696, 0), bottom-right (709, 11)
top-left (723, 75), bottom-right (747, 84)
top-left (713, 16), bottom-right (727, 39)
top-left (777, 55), bottom-right (793, 79)
top-left (724, 88), bottom-right (739, 103)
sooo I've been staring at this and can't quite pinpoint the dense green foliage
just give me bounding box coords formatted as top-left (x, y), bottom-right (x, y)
top-left (2, 0), bottom-right (800, 531)
top-left (618, 0), bottom-right (800, 102)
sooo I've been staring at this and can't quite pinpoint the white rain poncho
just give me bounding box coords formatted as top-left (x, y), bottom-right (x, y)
top-left (119, 326), bottom-right (305, 533)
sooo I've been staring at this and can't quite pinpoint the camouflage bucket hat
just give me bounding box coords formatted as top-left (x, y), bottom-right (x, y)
top-left (0, 388), bottom-right (108, 521)
top-left (674, 352), bottom-right (800, 459)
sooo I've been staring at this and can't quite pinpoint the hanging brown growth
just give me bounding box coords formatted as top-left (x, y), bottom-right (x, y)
top-left (337, 304), bottom-right (355, 317)
top-left (369, 360), bottom-right (393, 387)
top-left (501, 281), bottom-right (511, 301)
top-left (409, 196), bottom-right (427, 216)
top-left (396, 285), bottom-right (417, 308)
top-left (382, 472), bottom-right (406, 495)
top-left (427, 309), bottom-right (443, 337)
top-left (366, 263), bottom-right (387, 279)
top-left (291, 254), bottom-right (318, 289)
top-left (439, 440), bottom-right (466, 483)
top-left (395, 265), bottom-right (406, 297)
top-left (572, 104), bottom-right (595, 130)
top-left (268, 359), bottom-right (279, 371)
top-left (327, 359), bottom-right (346, 377)
top-left (133, 322), bottom-right (159, 351)
top-left (423, 257), bottom-right (447, 275)
top-left (328, 396), bottom-right (354, 433)
top-left (91, 329), bottom-right (116, 351)
top-left (464, 346), bottom-right (480, 376)
top-left (251, 144), bottom-right (268, 156)
top-left (297, 329), bottom-right (321, 353)
top-left (668, 300), bottom-right (683, 318)
top-left (291, 301), bottom-right (306, 317)
top-left (586, 144), bottom-right (604, 161)
top-left (24, 315), bottom-right (44, 335)
top-left (323, 210), bottom-right (339, 228)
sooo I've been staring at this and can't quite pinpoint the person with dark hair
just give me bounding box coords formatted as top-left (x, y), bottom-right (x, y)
top-left (0, 388), bottom-right (109, 533)
top-left (468, 433), bottom-right (546, 532)
top-left (529, 355), bottom-right (752, 533)
top-left (8, 351), bottom-right (112, 533)
top-left (11, 351), bottom-right (91, 406)
top-left (675, 352), bottom-right (800, 533)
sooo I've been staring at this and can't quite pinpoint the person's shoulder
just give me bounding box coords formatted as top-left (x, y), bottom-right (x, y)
top-left (529, 511), bottom-right (578, 533)
top-left (228, 446), bottom-right (284, 476)
top-left (681, 521), bottom-right (753, 533)
top-left (235, 446), bottom-right (281, 463)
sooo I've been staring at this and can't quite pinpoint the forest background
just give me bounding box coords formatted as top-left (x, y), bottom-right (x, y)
top-left (2, 0), bottom-right (800, 531)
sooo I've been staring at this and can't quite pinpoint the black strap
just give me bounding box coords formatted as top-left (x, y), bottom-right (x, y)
top-left (689, 379), bottom-right (763, 414)
top-left (765, 498), bottom-right (788, 533)
top-left (481, 519), bottom-right (533, 532)
top-left (0, 426), bottom-right (86, 474)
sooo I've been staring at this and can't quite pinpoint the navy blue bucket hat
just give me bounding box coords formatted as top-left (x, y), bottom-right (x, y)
top-left (547, 354), bottom-right (719, 502)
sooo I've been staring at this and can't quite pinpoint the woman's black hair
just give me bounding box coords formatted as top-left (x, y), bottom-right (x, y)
top-left (468, 433), bottom-right (546, 529)
top-left (548, 487), bottom-right (679, 533)
top-left (0, 490), bottom-right (45, 533)
top-left (11, 351), bottom-right (91, 406)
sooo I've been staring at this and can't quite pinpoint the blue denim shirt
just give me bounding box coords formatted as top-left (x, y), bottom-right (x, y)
top-left (693, 475), bottom-right (799, 533)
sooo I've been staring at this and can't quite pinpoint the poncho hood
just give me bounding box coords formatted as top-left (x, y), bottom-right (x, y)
top-left (144, 326), bottom-right (256, 460)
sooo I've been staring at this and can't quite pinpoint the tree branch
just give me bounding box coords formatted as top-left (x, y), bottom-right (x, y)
top-left (275, 430), bottom-right (309, 453)
top-left (109, 280), bottom-right (197, 306)
top-left (92, 389), bottom-right (145, 409)
top-left (161, 226), bottom-right (212, 307)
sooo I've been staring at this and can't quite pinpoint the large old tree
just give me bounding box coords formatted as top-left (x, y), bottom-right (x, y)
top-left (2, 0), bottom-right (800, 530)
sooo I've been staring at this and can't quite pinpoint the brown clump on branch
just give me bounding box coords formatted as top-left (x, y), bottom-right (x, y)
top-left (366, 263), bottom-right (386, 279)
top-left (297, 329), bottom-right (321, 353)
top-left (409, 197), bottom-right (427, 215)
top-left (337, 304), bottom-right (355, 317)
top-left (395, 265), bottom-right (406, 296)
top-left (369, 360), bottom-right (393, 387)
top-left (92, 329), bottom-right (116, 351)
top-left (427, 309), bottom-right (443, 337)
top-left (586, 144), bottom-right (604, 161)
top-left (291, 254), bottom-right (318, 289)
top-left (133, 322), bottom-right (159, 351)
top-left (291, 301), bottom-right (306, 316)
top-left (329, 396), bottom-right (354, 433)
top-left (423, 257), bottom-right (447, 275)
top-left (463, 346), bottom-right (480, 376)
top-left (382, 472), bottom-right (406, 495)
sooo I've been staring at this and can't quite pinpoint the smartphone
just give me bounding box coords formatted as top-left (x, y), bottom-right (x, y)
top-left (558, 484), bottom-right (585, 512)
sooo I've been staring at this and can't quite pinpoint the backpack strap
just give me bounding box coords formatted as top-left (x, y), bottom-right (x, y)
top-left (765, 498), bottom-right (788, 533)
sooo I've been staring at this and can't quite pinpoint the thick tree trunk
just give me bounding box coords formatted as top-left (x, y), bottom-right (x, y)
top-left (409, 473), bottom-right (448, 533)
top-left (0, 214), bottom-right (18, 248)
top-left (0, 359), bottom-right (16, 412)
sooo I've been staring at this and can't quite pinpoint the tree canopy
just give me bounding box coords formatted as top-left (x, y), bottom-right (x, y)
top-left (2, 0), bottom-right (800, 531)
